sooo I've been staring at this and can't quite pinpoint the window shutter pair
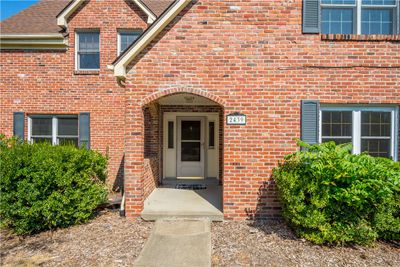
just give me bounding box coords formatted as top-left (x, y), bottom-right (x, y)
top-left (301, 100), bottom-right (320, 146)
top-left (302, 0), bottom-right (320, 33)
top-left (12, 112), bottom-right (90, 149)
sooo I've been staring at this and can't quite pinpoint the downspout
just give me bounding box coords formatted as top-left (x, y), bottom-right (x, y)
top-left (119, 192), bottom-right (125, 217)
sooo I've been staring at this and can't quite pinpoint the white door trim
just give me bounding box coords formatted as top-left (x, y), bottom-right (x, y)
top-left (163, 112), bottom-right (220, 179)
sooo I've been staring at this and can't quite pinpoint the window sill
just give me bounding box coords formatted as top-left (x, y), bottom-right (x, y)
top-left (320, 34), bottom-right (400, 42)
top-left (74, 70), bottom-right (100, 75)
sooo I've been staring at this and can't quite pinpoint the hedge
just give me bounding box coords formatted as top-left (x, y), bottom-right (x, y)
top-left (273, 141), bottom-right (400, 245)
top-left (0, 135), bottom-right (108, 235)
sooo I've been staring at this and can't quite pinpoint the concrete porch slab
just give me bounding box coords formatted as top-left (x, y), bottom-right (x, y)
top-left (141, 186), bottom-right (223, 221)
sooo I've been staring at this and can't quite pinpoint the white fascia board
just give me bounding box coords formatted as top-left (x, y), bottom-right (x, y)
top-left (57, 0), bottom-right (85, 29)
top-left (113, 0), bottom-right (191, 78)
top-left (132, 0), bottom-right (156, 24)
top-left (0, 34), bottom-right (64, 39)
top-left (0, 34), bottom-right (67, 49)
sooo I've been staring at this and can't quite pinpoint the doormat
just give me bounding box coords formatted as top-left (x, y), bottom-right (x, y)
top-left (175, 183), bottom-right (207, 190)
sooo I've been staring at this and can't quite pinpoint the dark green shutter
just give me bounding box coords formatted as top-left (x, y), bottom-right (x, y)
top-left (13, 112), bottom-right (25, 140)
top-left (79, 112), bottom-right (90, 149)
top-left (301, 100), bottom-right (320, 145)
top-left (303, 0), bottom-right (320, 33)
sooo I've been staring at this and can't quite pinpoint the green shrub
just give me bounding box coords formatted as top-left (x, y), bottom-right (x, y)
top-left (0, 135), bottom-right (108, 235)
top-left (273, 141), bottom-right (400, 245)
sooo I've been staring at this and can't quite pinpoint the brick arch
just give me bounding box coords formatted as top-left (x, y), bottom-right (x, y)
top-left (140, 88), bottom-right (226, 107)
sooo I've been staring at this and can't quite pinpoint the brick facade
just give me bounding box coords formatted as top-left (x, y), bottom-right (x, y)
top-left (1, 0), bottom-right (399, 220)
top-left (0, 0), bottom-right (148, 190)
top-left (123, 0), bottom-right (399, 219)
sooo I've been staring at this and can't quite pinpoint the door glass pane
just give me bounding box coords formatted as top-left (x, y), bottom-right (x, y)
top-left (181, 142), bottom-right (201, 161)
top-left (58, 118), bottom-right (78, 136)
top-left (209, 122), bottom-right (215, 148)
top-left (181, 121), bottom-right (201, 140)
top-left (322, 8), bottom-right (354, 34)
top-left (168, 121), bottom-right (174, 149)
top-left (31, 118), bottom-right (52, 136)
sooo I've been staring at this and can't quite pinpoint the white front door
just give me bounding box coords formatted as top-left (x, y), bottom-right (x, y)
top-left (177, 117), bottom-right (205, 179)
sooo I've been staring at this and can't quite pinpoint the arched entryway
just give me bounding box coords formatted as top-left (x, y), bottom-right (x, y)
top-left (139, 89), bottom-right (225, 220)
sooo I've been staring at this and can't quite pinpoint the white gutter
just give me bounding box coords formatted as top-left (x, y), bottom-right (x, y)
top-left (0, 34), bottom-right (67, 49)
top-left (0, 34), bottom-right (64, 39)
top-left (112, 0), bottom-right (191, 78)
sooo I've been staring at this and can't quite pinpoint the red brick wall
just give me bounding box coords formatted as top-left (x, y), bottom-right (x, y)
top-left (123, 0), bottom-right (400, 219)
top-left (143, 103), bottom-right (160, 198)
top-left (0, 0), bottom-right (148, 189)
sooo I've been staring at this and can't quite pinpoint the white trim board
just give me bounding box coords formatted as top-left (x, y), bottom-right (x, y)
top-left (163, 112), bottom-right (220, 179)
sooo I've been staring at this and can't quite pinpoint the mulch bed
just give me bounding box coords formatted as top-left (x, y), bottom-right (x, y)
top-left (1, 211), bottom-right (399, 266)
top-left (211, 220), bottom-right (400, 266)
top-left (0, 210), bottom-right (152, 267)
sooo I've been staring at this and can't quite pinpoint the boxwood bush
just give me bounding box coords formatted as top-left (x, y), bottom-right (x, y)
top-left (0, 135), bottom-right (108, 235)
top-left (273, 141), bottom-right (400, 245)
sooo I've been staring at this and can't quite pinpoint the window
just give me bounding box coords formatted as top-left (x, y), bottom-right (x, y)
top-left (29, 116), bottom-right (79, 146)
top-left (117, 30), bottom-right (141, 55)
top-left (208, 121), bottom-right (215, 149)
top-left (322, 111), bottom-right (353, 144)
top-left (320, 106), bottom-right (398, 160)
top-left (321, 0), bottom-right (399, 34)
top-left (168, 121), bottom-right (174, 149)
top-left (76, 31), bottom-right (100, 70)
top-left (361, 111), bottom-right (392, 157)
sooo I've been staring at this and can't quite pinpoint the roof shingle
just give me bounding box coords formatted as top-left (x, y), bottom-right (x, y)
top-left (0, 0), bottom-right (71, 35)
top-left (142, 0), bottom-right (174, 17)
top-left (0, 0), bottom-right (174, 35)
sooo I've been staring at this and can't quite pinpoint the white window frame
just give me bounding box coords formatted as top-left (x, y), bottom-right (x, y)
top-left (117, 29), bottom-right (142, 56)
top-left (319, 105), bottom-right (399, 161)
top-left (321, 0), bottom-right (399, 34)
top-left (28, 115), bottom-right (79, 145)
top-left (75, 30), bottom-right (100, 71)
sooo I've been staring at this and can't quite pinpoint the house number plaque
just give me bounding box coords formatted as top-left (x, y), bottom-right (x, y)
top-left (226, 112), bottom-right (246, 125)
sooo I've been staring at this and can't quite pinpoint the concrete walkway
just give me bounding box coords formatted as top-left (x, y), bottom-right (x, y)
top-left (134, 220), bottom-right (211, 267)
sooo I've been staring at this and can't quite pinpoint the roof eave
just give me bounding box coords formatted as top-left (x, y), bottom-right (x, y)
top-left (112, 0), bottom-right (191, 79)
top-left (0, 33), bottom-right (67, 49)
top-left (133, 0), bottom-right (157, 23)
top-left (57, 0), bottom-right (158, 29)
top-left (56, 0), bottom-right (85, 29)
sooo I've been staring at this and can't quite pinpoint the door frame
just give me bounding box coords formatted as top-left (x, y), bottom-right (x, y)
top-left (162, 112), bottom-right (219, 179)
top-left (176, 116), bottom-right (205, 179)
